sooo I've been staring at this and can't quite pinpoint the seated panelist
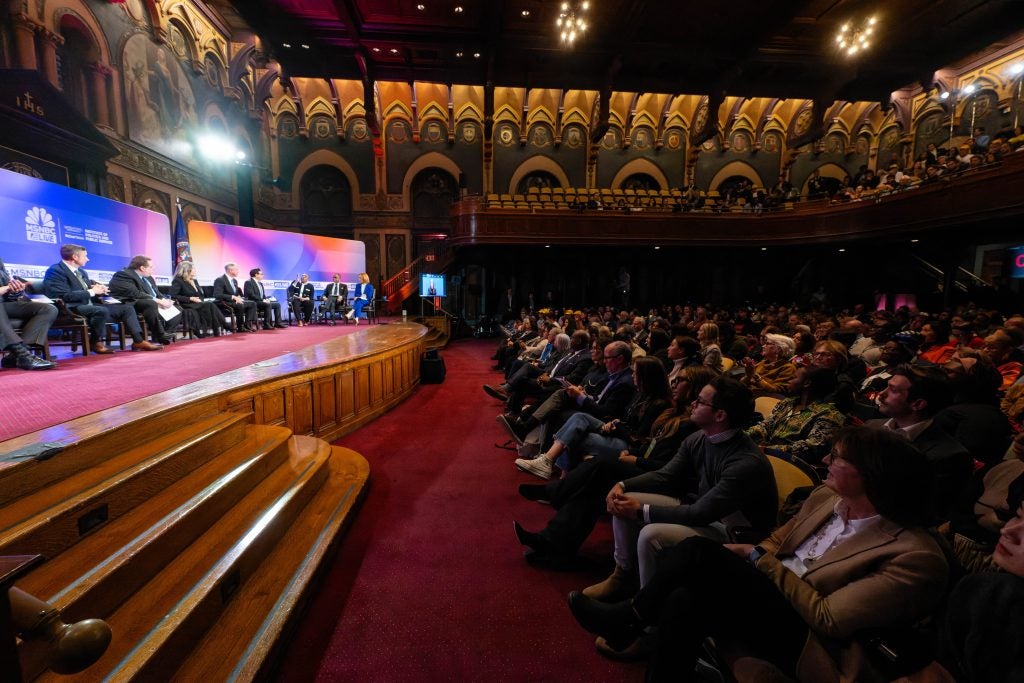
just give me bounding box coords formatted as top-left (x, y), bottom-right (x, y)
top-left (288, 274), bottom-right (315, 326)
top-left (244, 268), bottom-right (285, 329)
top-left (108, 255), bottom-right (180, 344)
top-left (212, 262), bottom-right (257, 332)
top-left (169, 261), bottom-right (222, 337)
top-left (43, 243), bottom-right (161, 353)
top-left (321, 273), bottom-right (348, 326)
top-left (345, 272), bottom-right (374, 325)
top-left (0, 255), bottom-right (57, 368)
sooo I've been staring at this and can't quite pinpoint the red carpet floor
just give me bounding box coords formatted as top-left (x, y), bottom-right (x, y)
top-left (0, 321), bottom-right (377, 442)
top-left (277, 338), bottom-right (646, 682)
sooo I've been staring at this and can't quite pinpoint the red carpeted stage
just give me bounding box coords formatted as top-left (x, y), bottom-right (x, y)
top-left (0, 320), bottom-right (396, 442)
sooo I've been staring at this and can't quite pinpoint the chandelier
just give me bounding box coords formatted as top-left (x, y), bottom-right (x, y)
top-left (835, 15), bottom-right (877, 57)
top-left (556, 1), bottom-right (590, 48)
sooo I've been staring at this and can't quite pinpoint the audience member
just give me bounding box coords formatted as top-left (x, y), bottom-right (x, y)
top-left (566, 426), bottom-right (948, 679)
top-left (580, 376), bottom-right (776, 596)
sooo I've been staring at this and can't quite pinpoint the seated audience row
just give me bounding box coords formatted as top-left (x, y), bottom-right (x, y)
top-left (488, 298), bottom-right (1023, 681)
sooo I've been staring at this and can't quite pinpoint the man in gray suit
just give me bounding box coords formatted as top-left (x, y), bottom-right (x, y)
top-left (0, 256), bottom-right (57, 369)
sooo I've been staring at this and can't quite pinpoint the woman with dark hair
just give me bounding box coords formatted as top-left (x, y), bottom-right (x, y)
top-left (514, 366), bottom-right (717, 563)
top-left (169, 260), bottom-right (222, 337)
top-left (567, 426), bottom-right (949, 681)
top-left (745, 366), bottom-right (845, 467)
top-left (919, 320), bottom-right (957, 365)
top-left (525, 357), bottom-right (671, 477)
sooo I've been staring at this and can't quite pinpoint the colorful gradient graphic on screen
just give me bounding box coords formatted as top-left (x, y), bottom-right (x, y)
top-left (1012, 247), bottom-right (1024, 279)
top-left (0, 168), bottom-right (171, 282)
top-left (187, 221), bottom-right (366, 292)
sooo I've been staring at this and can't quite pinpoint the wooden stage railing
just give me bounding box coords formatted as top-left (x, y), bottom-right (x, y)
top-left (0, 323), bottom-right (426, 680)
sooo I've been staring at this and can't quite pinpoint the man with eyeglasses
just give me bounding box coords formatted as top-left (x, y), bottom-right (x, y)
top-left (513, 341), bottom-right (637, 479)
top-left (572, 376), bottom-right (776, 602)
top-left (109, 255), bottom-right (181, 344)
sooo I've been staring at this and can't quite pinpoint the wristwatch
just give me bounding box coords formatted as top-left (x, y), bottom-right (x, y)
top-left (747, 544), bottom-right (767, 565)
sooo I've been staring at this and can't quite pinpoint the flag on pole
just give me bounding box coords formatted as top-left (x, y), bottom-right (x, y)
top-left (173, 199), bottom-right (192, 268)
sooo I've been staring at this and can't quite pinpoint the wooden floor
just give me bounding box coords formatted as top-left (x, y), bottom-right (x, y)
top-left (0, 324), bottom-right (426, 681)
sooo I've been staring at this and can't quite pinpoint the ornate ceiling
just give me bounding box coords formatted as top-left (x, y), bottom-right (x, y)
top-left (211, 0), bottom-right (1024, 103)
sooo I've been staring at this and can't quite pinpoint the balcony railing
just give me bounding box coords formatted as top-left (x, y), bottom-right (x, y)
top-left (450, 154), bottom-right (1024, 247)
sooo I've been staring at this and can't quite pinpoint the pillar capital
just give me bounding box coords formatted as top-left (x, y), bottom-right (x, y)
top-left (37, 27), bottom-right (65, 48)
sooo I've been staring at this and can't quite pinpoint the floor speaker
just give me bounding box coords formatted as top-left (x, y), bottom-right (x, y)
top-left (421, 350), bottom-right (446, 383)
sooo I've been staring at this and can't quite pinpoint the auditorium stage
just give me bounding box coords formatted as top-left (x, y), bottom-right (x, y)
top-left (0, 318), bottom-right (418, 444)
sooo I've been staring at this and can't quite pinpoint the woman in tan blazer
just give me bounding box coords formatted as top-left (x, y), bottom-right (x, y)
top-left (566, 425), bottom-right (949, 682)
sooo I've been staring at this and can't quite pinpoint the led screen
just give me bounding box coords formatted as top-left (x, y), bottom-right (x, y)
top-left (0, 168), bottom-right (171, 282)
top-left (187, 221), bottom-right (365, 296)
top-left (420, 273), bottom-right (446, 297)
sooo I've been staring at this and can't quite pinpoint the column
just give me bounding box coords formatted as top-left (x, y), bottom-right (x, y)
top-left (86, 62), bottom-right (113, 128)
top-left (38, 28), bottom-right (65, 89)
top-left (10, 13), bottom-right (39, 70)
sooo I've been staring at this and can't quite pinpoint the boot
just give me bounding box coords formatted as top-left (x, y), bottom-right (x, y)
top-left (582, 565), bottom-right (639, 603)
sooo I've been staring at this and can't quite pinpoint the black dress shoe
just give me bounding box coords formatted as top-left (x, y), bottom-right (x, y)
top-left (17, 353), bottom-right (56, 370)
top-left (483, 384), bottom-right (510, 401)
top-left (518, 483), bottom-right (551, 504)
top-left (566, 592), bottom-right (642, 652)
top-left (195, 331), bottom-right (206, 338)
top-left (213, 329), bottom-right (222, 337)
top-left (498, 414), bottom-right (527, 446)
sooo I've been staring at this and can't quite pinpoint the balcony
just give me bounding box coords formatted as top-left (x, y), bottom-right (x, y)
top-left (450, 154), bottom-right (1024, 248)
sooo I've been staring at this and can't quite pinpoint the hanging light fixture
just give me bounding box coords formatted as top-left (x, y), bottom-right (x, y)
top-left (556, 1), bottom-right (590, 48)
top-left (835, 15), bottom-right (877, 57)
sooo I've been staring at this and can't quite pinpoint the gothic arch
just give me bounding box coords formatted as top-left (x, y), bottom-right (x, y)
top-left (610, 158), bottom-right (670, 191)
top-left (400, 151), bottom-right (464, 206)
top-left (507, 156), bottom-right (570, 194)
top-left (708, 161), bottom-right (765, 191)
top-left (291, 149), bottom-right (361, 207)
top-left (49, 3), bottom-right (110, 65)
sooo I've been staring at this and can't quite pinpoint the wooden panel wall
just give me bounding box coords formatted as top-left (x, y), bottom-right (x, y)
top-left (218, 339), bottom-right (423, 443)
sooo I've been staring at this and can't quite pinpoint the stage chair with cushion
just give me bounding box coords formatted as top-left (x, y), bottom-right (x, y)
top-left (27, 279), bottom-right (86, 357)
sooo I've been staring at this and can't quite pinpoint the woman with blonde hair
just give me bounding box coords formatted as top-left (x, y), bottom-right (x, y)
top-left (697, 322), bottom-right (723, 372)
top-left (345, 272), bottom-right (375, 325)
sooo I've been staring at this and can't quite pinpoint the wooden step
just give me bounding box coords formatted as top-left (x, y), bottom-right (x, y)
top-left (32, 435), bottom-right (334, 682)
top-left (0, 412), bottom-right (250, 561)
top-left (16, 425), bottom-right (291, 622)
top-left (173, 446), bottom-right (370, 681)
top-left (0, 404), bottom-right (229, 507)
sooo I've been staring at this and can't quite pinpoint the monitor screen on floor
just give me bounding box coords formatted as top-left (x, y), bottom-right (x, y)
top-left (421, 273), bottom-right (445, 297)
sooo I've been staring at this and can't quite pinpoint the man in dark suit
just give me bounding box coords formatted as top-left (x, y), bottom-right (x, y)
top-left (244, 268), bottom-right (285, 329)
top-left (0, 257), bottom-right (56, 369)
top-left (488, 330), bottom-right (593, 415)
top-left (498, 287), bottom-right (518, 322)
top-left (0, 256), bottom-right (57, 368)
top-left (512, 340), bottom-right (638, 478)
top-left (867, 363), bottom-right (972, 523)
top-left (43, 244), bottom-right (161, 353)
top-left (287, 273), bottom-right (315, 325)
top-left (108, 255), bottom-right (180, 344)
top-left (212, 262), bottom-right (257, 332)
top-left (320, 273), bottom-right (348, 326)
